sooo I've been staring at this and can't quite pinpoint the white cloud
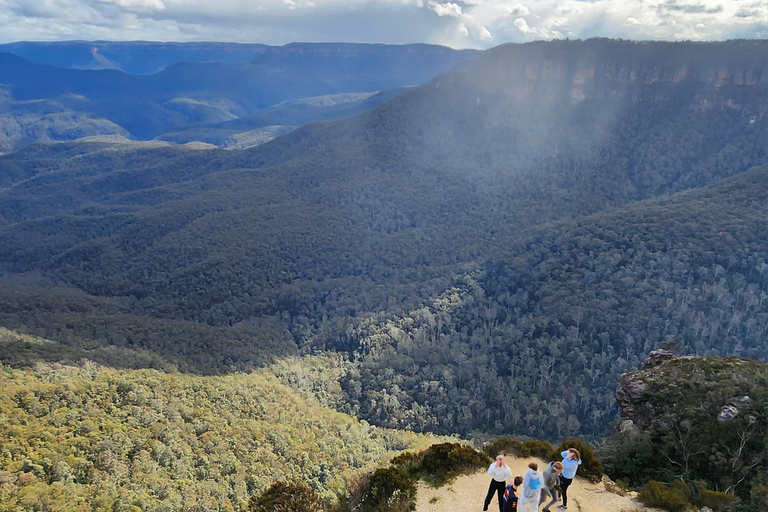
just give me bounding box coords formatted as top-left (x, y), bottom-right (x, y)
top-left (506, 4), bottom-right (529, 17)
top-left (98, 0), bottom-right (166, 10)
top-left (513, 17), bottom-right (536, 35)
top-left (0, 0), bottom-right (765, 48)
top-left (428, 1), bottom-right (462, 18)
top-left (282, 0), bottom-right (316, 9)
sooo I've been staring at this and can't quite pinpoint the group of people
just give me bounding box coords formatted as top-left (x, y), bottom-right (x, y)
top-left (483, 448), bottom-right (582, 512)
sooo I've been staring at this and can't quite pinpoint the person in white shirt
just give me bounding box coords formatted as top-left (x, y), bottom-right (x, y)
top-left (518, 462), bottom-right (544, 512)
top-left (484, 455), bottom-right (512, 512)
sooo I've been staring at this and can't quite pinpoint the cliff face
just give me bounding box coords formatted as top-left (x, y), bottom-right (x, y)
top-left (441, 39), bottom-right (768, 115)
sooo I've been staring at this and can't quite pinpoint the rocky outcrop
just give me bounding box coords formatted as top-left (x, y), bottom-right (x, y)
top-left (615, 353), bottom-right (766, 432)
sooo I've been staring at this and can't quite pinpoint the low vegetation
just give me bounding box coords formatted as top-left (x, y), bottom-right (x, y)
top-left (392, 442), bottom-right (491, 486)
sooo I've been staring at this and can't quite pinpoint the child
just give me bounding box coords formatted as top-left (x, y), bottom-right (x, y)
top-left (540, 461), bottom-right (564, 511)
top-left (502, 476), bottom-right (524, 512)
top-left (518, 462), bottom-right (544, 512)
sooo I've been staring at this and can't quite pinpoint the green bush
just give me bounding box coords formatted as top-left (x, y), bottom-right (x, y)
top-left (696, 486), bottom-right (737, 512)
top-left (522, 440), bottom-right (557, 461)
top-left (750, 484), bottom-right (768, 512)
top-left (638, 481), bottom-right (693, 512)
top-left (360, 466), bottom-right (416, 512)
top-left (417, 442), bottom-right (491, 485)
top-left (556, 438), bottom-right (604, 483)
top-left (248, 481), bottom-right (324, 512)
top-left (484, 438), bottom-right (526, 458)
top-left (390, 451), bottom-right (419, 471)
top-left (483, 438), bottom-right (559, 460)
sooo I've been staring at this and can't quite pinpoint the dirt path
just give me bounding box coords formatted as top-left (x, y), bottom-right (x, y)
top-left (415, 456), bottom-right (655, 512)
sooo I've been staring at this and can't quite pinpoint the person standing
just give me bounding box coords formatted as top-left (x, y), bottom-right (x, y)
top-left (557, 448), bottom-right (582, 511)
top-left (502, 476), bottom-right (524, 512)
top-left (518, 462), bottom-right (544, 512)
top-left (484, 455), bottom-right (512, 512)
top-left (540, 461), bottom-right (564, 511)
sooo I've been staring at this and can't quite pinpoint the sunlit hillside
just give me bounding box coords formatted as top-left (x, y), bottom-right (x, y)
top-left (0, 329), bottom-right (445, 511)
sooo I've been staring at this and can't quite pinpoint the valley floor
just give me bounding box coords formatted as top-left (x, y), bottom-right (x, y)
top-left (415, 456), bottom-right (655, 512)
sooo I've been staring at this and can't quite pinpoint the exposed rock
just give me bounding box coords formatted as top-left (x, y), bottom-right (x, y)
top-left (616, 373), bottom-right (654, 428)
top-left (718, 405), bottom-right (739, 423)
top-left (641, 349), bottom-right (675, 369)
top-left (718, 397), bottom-right (753, 423)
top-left (602, 475), bottom-right (626, 496)
top-left (727, 396), bottom-right (752, 407)
top-left (618, 419), bottom-right (637, 434)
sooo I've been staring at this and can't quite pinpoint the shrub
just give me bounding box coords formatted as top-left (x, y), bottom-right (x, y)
top-left (750, 484), bottom-right (768, 512)
top-left (484, 438), bottom-right (526, 458)
top-left (417, 442), bottom-right (491, 485)
top-left (390, 452), bottom-right (419, 467)
top-left (359, 466), bottom-right (416, 512)
top-left (483, 438), bottom-right (559, 460)
top-left (696, 486), bottom-right (737, 512)
top-left (522, 440), bottom-right (557, 461)
top-left (556, 438), bottom-right (604, 483)
top-left (248, 481), bottom-right (324, 512)
top-left (638, 481), bottom-right (693, 512)
top-left (390, 451), bottom-right (418, 471)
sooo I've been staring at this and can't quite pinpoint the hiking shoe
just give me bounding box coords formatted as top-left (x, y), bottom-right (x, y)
top-left (556, 506), bottom-right (567, 511)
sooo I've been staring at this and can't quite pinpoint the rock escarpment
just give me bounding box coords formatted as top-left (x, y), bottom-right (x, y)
top-left (604, 352), bottom-right (768, 502)
top-left (616, 350), bottom-right (766, 432)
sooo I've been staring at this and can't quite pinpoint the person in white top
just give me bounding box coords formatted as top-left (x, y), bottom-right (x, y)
top-left (518, 462), bottom-right (544, 512)
top-left (484, 455), bottom-right (512, 512)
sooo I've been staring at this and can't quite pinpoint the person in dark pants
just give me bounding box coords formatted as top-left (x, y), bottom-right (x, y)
top-left (557, 448), bottom-right (582, 510)
top-left (484, 455), bottom-right (512, 512)
top-left (503, 476), bottom-right (524, 512)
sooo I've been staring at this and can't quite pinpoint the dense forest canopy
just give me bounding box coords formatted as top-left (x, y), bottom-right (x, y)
top-left (0, 343), bottom-right (443, 511)
top-left (0, 39), bottom-right (766, 440)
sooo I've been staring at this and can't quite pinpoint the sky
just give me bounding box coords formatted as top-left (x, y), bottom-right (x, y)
top-left (0, 0), bottom-right (766, 49)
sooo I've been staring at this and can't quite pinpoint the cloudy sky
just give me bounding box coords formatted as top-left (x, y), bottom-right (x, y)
top-left (0, 0), bottom-right (766, 48)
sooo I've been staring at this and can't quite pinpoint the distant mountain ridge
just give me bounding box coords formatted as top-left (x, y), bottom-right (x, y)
top-left (0, 42), bottom-right (479, 151)
top-left (0, 41), bottom-right (271, 74)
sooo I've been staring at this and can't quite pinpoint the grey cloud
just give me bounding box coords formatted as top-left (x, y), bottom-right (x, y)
top-left (657, 0), bottom-right (724, 14)
top-left (734, 7), bottom-right (763, 18)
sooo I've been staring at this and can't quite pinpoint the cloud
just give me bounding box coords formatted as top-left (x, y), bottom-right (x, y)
top-left (428, 1), bottom-right (462, 18)
top-left (282, 0), bottom-right (316, 9)
top-left (514, 17), bottom-right (536, 35)
top-left (98, 0), bottom-right (166, 11)
top-left (506, 4), bottom-right (529, 17)
top-left (0, 0), bottom-right (765, 48)
top-left (657, 1), bottom-right (724, 15)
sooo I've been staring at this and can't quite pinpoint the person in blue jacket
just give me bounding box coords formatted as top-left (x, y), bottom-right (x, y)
top-left (557, 448), bottom-right (582, 510)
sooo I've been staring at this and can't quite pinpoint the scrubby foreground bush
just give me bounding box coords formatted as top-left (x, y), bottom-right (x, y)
top-left (248, 482), bottom-right (324, 512)
top-left (333, 467), bottom-right (416, 512)
top-left (639, 480), bottom-right (737, 512)
top-left (393, 442), bottom-right (491, 485)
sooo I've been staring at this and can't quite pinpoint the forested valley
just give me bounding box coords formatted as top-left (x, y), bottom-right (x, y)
top-left (0, 39), bottom-right (767, 511)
